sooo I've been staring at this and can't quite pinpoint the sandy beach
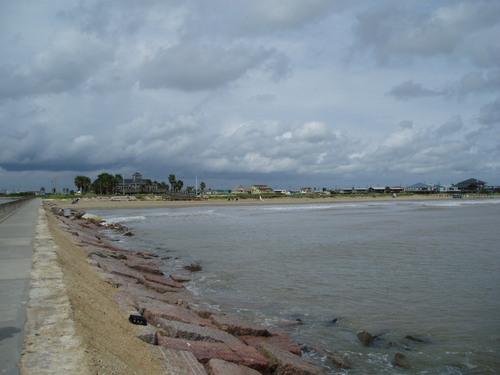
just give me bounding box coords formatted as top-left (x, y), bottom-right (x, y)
top-left (54, 194), bottom-right (476, 211)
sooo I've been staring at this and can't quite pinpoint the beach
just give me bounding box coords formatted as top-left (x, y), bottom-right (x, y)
top-left (56, 193), bottom-right (470, 210)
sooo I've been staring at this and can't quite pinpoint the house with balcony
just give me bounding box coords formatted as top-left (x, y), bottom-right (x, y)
top-left (116, 172), bottom-right (161, 194)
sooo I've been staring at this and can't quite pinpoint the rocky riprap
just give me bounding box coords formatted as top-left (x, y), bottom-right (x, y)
top-left (48, 203), bottom-right (332, 375)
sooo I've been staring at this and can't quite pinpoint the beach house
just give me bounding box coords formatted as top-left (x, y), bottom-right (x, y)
top-left (454, 178), bottom-right (486, 193)
top-left (116, 172), bottom-right (162, 194)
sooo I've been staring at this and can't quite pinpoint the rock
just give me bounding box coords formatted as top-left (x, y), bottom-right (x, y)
top-left (206, 358), bottom-right (262, 375)
top-left (143, 274), bottom-right (184, 288)
top-left (125, 259), bottom-right (164, 275)
top-left (210, 314), bottom-right (272, 337)
top-left (393, 352), bottom-right (411, 368)
top-left (137, 325), bottom-right (158, 345)
top-left (357, 331), bottom-right (374, 347)
top-left (156, 318), bottom-right (240, 343)
top-left (184, 263), bottom-right (203, 272)
top-left (90, 255), bottom-right (146, 283)
top-left (405, 335), bottom-right (425, 343)
top-left (240, 335), bottom-right (302, 356)
top-left (158, 337), bottom-right (270, 373)
top-left (170, 270), bottom-right (193, 282)
top-left (160, 348), bottom-right (208, 375)
top-left (326, 353), bottom-right (352, 369)
top-left (141, 304), bottom-right (214, 327)
top-left (142, 280), bottom-right (181, 294)
top-left (112, 254), bottom-right (128, 260)
top-left (257, 342), bottom-right (325, 375)
top-left (189, 305), bottom-right (216, 319)
top-left (135, 251), bottom-right (159, 259)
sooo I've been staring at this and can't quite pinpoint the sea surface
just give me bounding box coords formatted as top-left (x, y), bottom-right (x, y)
top-left (0, 199), bottom-right (16, 204)
top-left (90, 198), bottom-right (500, 374)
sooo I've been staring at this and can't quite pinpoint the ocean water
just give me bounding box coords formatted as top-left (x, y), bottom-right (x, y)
top-left (90, 199), bottom-right (500, 374)
top-left (0, 199), bottom-right (16, 204)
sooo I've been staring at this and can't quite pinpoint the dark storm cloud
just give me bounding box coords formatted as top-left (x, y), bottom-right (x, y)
top-left (388, 81), bottom-right (441, 100)
top-left (140, 43), bottom-right (287, 91)
top-left (0, 30), bottom-right (112, 100)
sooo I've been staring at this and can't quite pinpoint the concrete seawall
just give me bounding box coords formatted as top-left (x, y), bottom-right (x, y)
top-left (0, 198), bottom-right (40, 375)
top-left (0, 197), bottom-right (36, 222)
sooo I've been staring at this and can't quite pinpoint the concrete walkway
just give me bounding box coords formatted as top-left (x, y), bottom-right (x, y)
top-left (0, 198), bottom-right (41, 375)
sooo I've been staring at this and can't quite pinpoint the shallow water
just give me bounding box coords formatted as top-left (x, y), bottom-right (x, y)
top-left (91, 199), bottom-right (500, 374)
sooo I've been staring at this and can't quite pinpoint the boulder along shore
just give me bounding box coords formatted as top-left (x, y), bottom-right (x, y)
top-left (37, 201), bottom-right (336, 375)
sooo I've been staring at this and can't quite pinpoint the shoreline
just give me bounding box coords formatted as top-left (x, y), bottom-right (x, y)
top-left (41, 196), bottom-right (498, 374)
top-left (53, 194), bottom-right (495, 210)
top-left (42, 201), bottom-right (332, 374)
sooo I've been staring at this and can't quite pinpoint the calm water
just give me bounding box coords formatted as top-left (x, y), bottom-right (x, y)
top-left (91, 199), bottom-right (500, 374)
top-left (0, 199), bottom-right (16, 204)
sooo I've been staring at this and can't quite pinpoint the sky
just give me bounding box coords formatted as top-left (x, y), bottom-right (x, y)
top-left (1, 0), bottom-right (499, 192)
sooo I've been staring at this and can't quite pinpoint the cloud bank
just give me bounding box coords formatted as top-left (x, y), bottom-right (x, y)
top-left (1, 0), bottom-right (499, 191)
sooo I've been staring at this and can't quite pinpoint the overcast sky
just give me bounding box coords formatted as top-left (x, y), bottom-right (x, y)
top-left (1, 0), bottom-right (499, 192)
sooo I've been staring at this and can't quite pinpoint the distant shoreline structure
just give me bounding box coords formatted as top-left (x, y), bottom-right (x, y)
top-left (54, 193), bottom-right (499, 211)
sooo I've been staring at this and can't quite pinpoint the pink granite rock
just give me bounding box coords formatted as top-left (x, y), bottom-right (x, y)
top-left (143, 274), bottom-right (184, 288)
top-left (158, 337), bottom-right (270, 374)
top-left (240, 335), bottom-right (302, 356)
top-left (125, 259), bottom-right (164, 275)
top-left (170, 270), bottom-right (193, 282)
top-left (156, 318), bottom-right (240, 343)
top-left (257, 342), bottom-right (325, 375)
top-left (206, 358), bottom-right (263, 375)
top-left (210, 314), bottom-right (272, 337)
top-left (142, 304), bottom-right (214, 327)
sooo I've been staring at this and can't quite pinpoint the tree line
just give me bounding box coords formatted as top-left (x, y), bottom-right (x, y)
top-left (74, 174), bottom-right (206, 195)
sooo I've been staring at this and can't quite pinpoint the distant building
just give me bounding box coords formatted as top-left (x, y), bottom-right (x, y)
top-left (273, 189), bottom-right (288, 195)
top-left (116, 172), bottom-right (162, 194)
top-left (406, 183), bottom-right (433, 193)
top-left (435, 184), bottom-right (459, 193)
top-left (454, 178), bottom-right (486, 193)
top-left (369, 187), bottom-right (386, 194)
top-left (251, 185), bottom-right (274, 194)
top-left (235, 185), bottom-right (251, 194)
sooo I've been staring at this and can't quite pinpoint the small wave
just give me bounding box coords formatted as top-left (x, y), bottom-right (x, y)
top-left (249, 203), bottom-right (375, 213)
top-left (146, 209), bottom-right (217, 218)
top-left (105, 215), bottom-right (146, 224)
top-left (100, 209), bottom-right (218, 224)
top-left (421, 199), bottom-right (500, 208)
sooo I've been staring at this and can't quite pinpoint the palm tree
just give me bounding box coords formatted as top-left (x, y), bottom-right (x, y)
top-left (74, 175), bottom-right (91, 194)
top-left (93, 173), bottom-right (116, 194)
top-left (175, 179), bottom-right (183, 192)
top-left (200, 181), bottom-right (206, 193)
top-left (168, 174), bottom-right (176, 192)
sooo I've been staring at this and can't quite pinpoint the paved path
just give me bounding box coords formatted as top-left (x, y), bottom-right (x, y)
top-left (0, 198), bottom-right (41, 375)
